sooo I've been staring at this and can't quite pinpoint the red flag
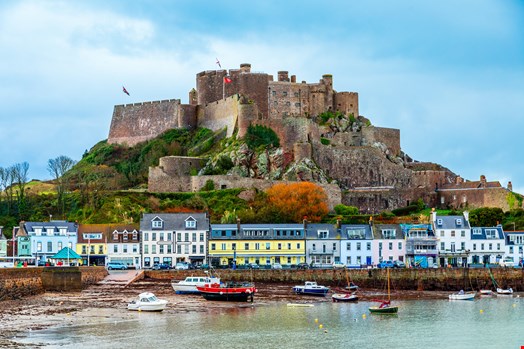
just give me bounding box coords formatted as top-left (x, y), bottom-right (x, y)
top-left (122, 86), bottom-right (130, 96)
top-left (224, 76), bottom-right (232, 84)
top-left (216, 58), bottom-right (221, 68)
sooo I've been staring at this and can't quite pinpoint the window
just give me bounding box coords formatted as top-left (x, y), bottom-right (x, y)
top-left (283, 91), bottom-right (287, 96)
top-left (255, 243), bottom-right (260, 250)
top-left (123, 232), bottom-right (128, 241)
top-left (185, 233), bottom-right (189, 241)
top-left (367, 242), bottom-right (371, 251)
top-left (318, 230), bottom-right (329, 239)
top-left (347, 229), bottom-right (366, 239)
top-left (132, 245), bottom-right (136, 253)
top-left (37, 242), bottom-right (42, 252)
top-left (486, 229), bottom-right (497, 239)
top-left (152, 233), bottom-right (156, 241)
top-left (456, 219), bottom-right (462, 225)
top-left (441, 242), bottom-right (445, 250)
top-left (113, 245), bottom-right (118, 253)
top-left (389, 242), bottom-right (393, 250)
top-left (297, 243), bottom-right (301, 249)
top-left (356, 242), bottom-right (361, 251)
top-left (489, 243), bottom-right (492, 250)
top-left (192, 233), bottom-right (196, 241)
top-left (497, 243), bottom-right (500, 250)
top-left (356, 256), bottom-right (362, 265)
top-left (461, 231), bottom-right (465, 237)
top-left (382, 229), bottom-right (396, 239)
top-left (451, 231), bottom-right (455, 237)
top-left (461, 242), bottom-right (465, 251)
top-left (211, 243), bottom-right (216, 251)
top-left (346, 242), bottom-right (351, 251)
top-left (167, 245), bottom-right (172, 253)
top-left (245, 243), bottom-right (249, 250)
top-left (47, 241), bottom-right (52, 252)
top-left (440, 231), bottom-right (444, 237)
top-left (222, 243), bottom-right (227, 251)
top-left (177, 233), bottom-right (181, 241)
top-left (472, 228), bottom-right (482, 235)
top-left (113, 233), bottom-right (118, 241)
top-left (481, 243), bottom-right (485, 250)
top-left (200, 245), bottom-right (204, 254)
top-left (200, 233), bottom-right (204, 242)
top-left (152, 219), bottom-right (163, 229)
top-left (143, 232), bottom-right (149, 241)
top-left (278, 243), bottom-right (282, 250)
top-left (144, 245), bottom-right (149, 254)
top-left (312, 243), bottom-right (316, 251)
top-left (288, 243), bottom-right (291, 250)
top-left (185, 219), bottom-right (196, 229)
top-left (82, 246), bottom-right (87, 254)
top-left (437, 219), bottom-right (443, 225)
top-left (398, 242), bottom-right (402, 250)
top-left (333, 243), bottom-right (337, 251)
top-left (57, 242), bottom-right (62, 251)
top-left (152, 245), bottom-right (156, 254)
top-left (510, 246), bottom-right (514, 253)
top-left (159, 233), bottom-right (164, 241)
top-left (232, 243), bottom-right (236, 251)
top-left (473, 244), bottom-right (476, 251)
top-left (266, 243), bottom-right (270, 250)
top-left (192, 245), bottom-right (196, 254)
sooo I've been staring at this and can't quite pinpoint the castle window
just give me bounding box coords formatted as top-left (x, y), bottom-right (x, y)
top-left (286, 102), bottom-right (290, 106)
top-left (294, 92), bottom-right (299, 97)
top-left (221, 184), bottom-right (227, 189)
top-left (295, 103), bottom-right (301, 107)
top-left (283, 92), bottom-right (287, 96)
top-left (274, 101), bottom-right (277, 105)
top-left (272, 91), bottom-right (276, 96)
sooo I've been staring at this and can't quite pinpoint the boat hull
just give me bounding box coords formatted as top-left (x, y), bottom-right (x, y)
top-left (332, 293), bottom-right (358, 302)
top-left (197, 283), bottom-right (256, 302)
top-left (449, 292), bottom-right (476, 300)
top-left (496, 288), bottom-right (514, 295)
top-left (127, 302), bottom-right (167, 312)
top-left (369, 306), bottom-right (398, 314)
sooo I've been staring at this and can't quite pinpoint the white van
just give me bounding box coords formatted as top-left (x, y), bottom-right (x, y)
top-left (499, 257), bottom-right (515, 267)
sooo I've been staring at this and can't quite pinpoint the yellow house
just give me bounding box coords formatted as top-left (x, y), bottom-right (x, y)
top-left (209, 223), bottom-right (306, 268)
top-left (77, 224), bottom-right (138, 266)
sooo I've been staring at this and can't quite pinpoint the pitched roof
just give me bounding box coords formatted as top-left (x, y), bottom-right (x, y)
top-left (340, 224), bottom-right (373, 239)
top-left (470, 226), bottom-right (504, 240)
top-left (77, 223), bottom-right (139, 243)
top-left (24, 221), bottom-right (78, 233)
top-left (434, 215), bottom-right (471, 230)
top-left (140, 213), bottom-right (209, 231)
top-left (306, 223), bottom-right (339, 239)
top-left (51, 247), bottom-right (82, 260)
top-left (373, 224), bottom-right (404, 239)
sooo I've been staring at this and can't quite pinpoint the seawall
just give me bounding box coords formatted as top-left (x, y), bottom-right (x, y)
top-left (147, 268), bottom-right (524, 291)
top-left (0, 267), bottom-right (108, 301)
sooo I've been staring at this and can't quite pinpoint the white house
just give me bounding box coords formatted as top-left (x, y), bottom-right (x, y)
top-left (140, 213), bottom-right (209, 268)
top-left (432, 211), bottom-right (471, 267)
top-left (504, 230), bottom-right (524, 267)
top-left (469, 226), bottom-right (505, 266)
top-left (340, 224), bottom-right (374, 267)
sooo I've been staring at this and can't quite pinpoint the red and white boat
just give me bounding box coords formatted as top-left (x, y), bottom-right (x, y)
top-left (196, 282), bottom-right (257, 302)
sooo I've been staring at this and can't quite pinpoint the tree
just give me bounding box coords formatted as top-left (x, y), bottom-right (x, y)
top-left (48, 155), bottom-right (76, 216)
top-left (266, 182), bottom-right (329, 222)
top-left (469, 207), bottom-right (505, 227)
top-left (12, 162), bottom-right (29, 215)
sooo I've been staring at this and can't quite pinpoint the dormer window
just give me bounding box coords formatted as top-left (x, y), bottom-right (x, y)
top-left (132, 230), bottom-right (138, 240)
top-left (152, 218), bottom-right (163, 229)
top-left (123, 231), bottom-right (128, 241)
top-left (456, 219), bottom-right (462, 226)
top-left (472, 228), bottom-right (482, 235)
top-left (113, 232), bottom-right (118, 241)
top-left (437, 219), bottom-right (443, 226)
top-left (382, 229), bottom-right (396, 239)
top-left (185, 217), bottom-right (196, 229)
top-left (318, 230), bottom-right (329, 239)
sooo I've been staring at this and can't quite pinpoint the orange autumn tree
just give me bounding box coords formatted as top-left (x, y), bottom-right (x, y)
top-left (266, 182), bottom-right (329, 222)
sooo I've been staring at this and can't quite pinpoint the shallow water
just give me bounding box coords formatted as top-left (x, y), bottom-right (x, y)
top-left (19, 296), bottom-right (524, 349)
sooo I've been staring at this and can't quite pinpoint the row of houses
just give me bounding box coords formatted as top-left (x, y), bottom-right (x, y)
top-left (1, 211), bottom-right (523, 268)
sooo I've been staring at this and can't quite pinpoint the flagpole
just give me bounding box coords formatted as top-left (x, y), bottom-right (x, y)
top-left (223, 76), bottom-right (225, 100)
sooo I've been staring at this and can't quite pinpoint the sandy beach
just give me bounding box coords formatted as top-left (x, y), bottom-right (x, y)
top-left (0, 275), bottom-right (450, 348)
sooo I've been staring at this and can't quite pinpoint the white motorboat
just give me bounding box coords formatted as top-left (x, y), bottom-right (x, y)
top-left (480, 289), bottom-right (493, 296)
top-left (496, 287), bottom-right (514, 295)
top-left (332, 292), bottom-right (358, 302)
top-left (171, 275), bottom-right (221, 294)
top-left (449, 290), bottom-right (476, 300)
top-left (127, 292), bottom-right (168, 312)
top-left (293, 281), bottom-right (329, 296)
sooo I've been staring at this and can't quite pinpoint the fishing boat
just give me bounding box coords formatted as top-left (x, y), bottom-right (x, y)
top-left (369, 268), bottom-right (398, 314)
top-left (292, 281), bottom-right (329, 296)
top-left (127, 292), bottom-right (168, 312)
top-left (479, 289), bottom-right (493, 296)
top-left (171, 274), bottom-right (221, 294)
top-left (196, 281), bottom-right (256, 302)
top-left (449, 290), bottom-right (476, 300)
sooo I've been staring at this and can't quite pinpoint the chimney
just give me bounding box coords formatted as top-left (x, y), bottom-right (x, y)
top-left (508, 181), bottom-right (513, 191)
top-left (278, 71), bottom-right (289, 82)
top-left (303, 217), bottom-right (308, 230)
top-left (240, 63), bottom-right (251, 73)
top-left (291, 75), bottom-right (296, 83)
top-left (431, 208), bottom-right (437, 223)
top-left (236, 218), bottom-right (241, 233)
top-left (336, 218), bottom-right (341, 229)
top-left (480, 175), bottom-right (486, 187)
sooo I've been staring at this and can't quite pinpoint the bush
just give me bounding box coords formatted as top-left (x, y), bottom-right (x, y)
top-left (320, 138), bottom-right (330, 145)
top-left (392, 205), bottom-right (419, 216)
top-left (202, 180), bottom-right (215, 191)
top-left (244, 125), bottom-right (280, 149)
top-left (334, 204), bottom-right (359, 216)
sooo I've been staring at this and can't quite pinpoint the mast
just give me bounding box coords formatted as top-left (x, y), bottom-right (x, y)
top-left (387, 268), bottom-right (391, 302)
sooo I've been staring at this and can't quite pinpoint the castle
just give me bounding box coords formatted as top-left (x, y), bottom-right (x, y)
top-left (107, 64), bottom-right (519, 213)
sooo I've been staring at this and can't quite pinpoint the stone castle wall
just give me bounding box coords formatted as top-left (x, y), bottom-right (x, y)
top-left (361, 126), bottom-right (401, 157)
top-left (148, 156), bottom-right (207, 193)
top-left (312, 144), bottom-right (412, 189)
top-left (108, 100), bottom-right (181, 146)
top-left (197, 95), bottom-right (241, 137)
top-left (438, 187), bottom-right (516, 211)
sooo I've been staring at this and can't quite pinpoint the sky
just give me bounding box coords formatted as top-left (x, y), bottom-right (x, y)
top-left (1, 0), bottom-right (523, 193)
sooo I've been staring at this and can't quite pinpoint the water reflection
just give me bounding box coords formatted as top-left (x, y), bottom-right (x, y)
top-left (19, 297), bottom-right (524, 349)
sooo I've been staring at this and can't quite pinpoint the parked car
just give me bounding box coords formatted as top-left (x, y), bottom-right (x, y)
top-left (106, 262), bottom-right (128, 270)
top-left (377, 260), bottom-right (395, 268)
top-left (153, 263), bottom-right (171, 270)
top-left (499, 257), bottom-right (515, 267)
top-left (175, 262), bottom-right (190, 270)
top-left (296, 262), bottom-right (309, 270)
top-left (393, 261), bottom-right (406, 268)
top-left (248, 263), bottom-right (260, 269)
top-left (271, 263), bottom-right (283, 270)
top-left (199, 263), bottom-right (211, 270)
top-left (332, 262), bottom-right (346, 269)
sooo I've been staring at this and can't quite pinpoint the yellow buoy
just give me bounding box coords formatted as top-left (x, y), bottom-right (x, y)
top-left (362, 314), bottom-right (367, 319)
top-left (315, 318), bottom-right (318, 323)
top-left (480, 309), bottom-right (484, 314)
top-left (319, 324), bottom-right (323, 329)
top-left (513, 304), bottom-right (517, 308)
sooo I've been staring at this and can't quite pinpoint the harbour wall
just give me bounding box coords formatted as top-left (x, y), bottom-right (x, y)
top-left (0, 267), bottom-right (107, 301)
top-left (147, 268), bottom-right (524, 292)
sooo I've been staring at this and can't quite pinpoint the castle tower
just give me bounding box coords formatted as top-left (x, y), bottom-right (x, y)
top-left (278, 71), bottom-right (289, 82)
top-left (508, 181), bottom-right (513, 191)
top-left (240, 63), bottom-right (251, 73)
top-left (189, 88), bottom-right (197, 105)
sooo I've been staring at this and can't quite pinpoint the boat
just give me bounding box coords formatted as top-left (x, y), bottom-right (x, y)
top-left (496, 287), bottom-right (514, 295)
top-left (479, 289), bottom-right (493, 296)
top-left (332, 269), bottom-right (359, 302)
top-left (171, 274), bottom-right (221, 294)
top-left (196, 281), bottom-right (256, 302)
top-left (332, 292), bottom-right (358, 302)
top-left (287, 303), bottom-right (314, 307)
top-left (369, 268), bottom-right (398, 314)
top-left (449, 290), bottom-right (476, 300)
top-left (449, 264), bottom-right (476, 300)
top-left (127, 292), bottom-right (168, 312)
top-left (292, 281), bottom-right (329, 296)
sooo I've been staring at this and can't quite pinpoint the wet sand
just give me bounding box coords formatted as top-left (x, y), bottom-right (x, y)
top-left (0, 277), bottom-right (450, 348)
